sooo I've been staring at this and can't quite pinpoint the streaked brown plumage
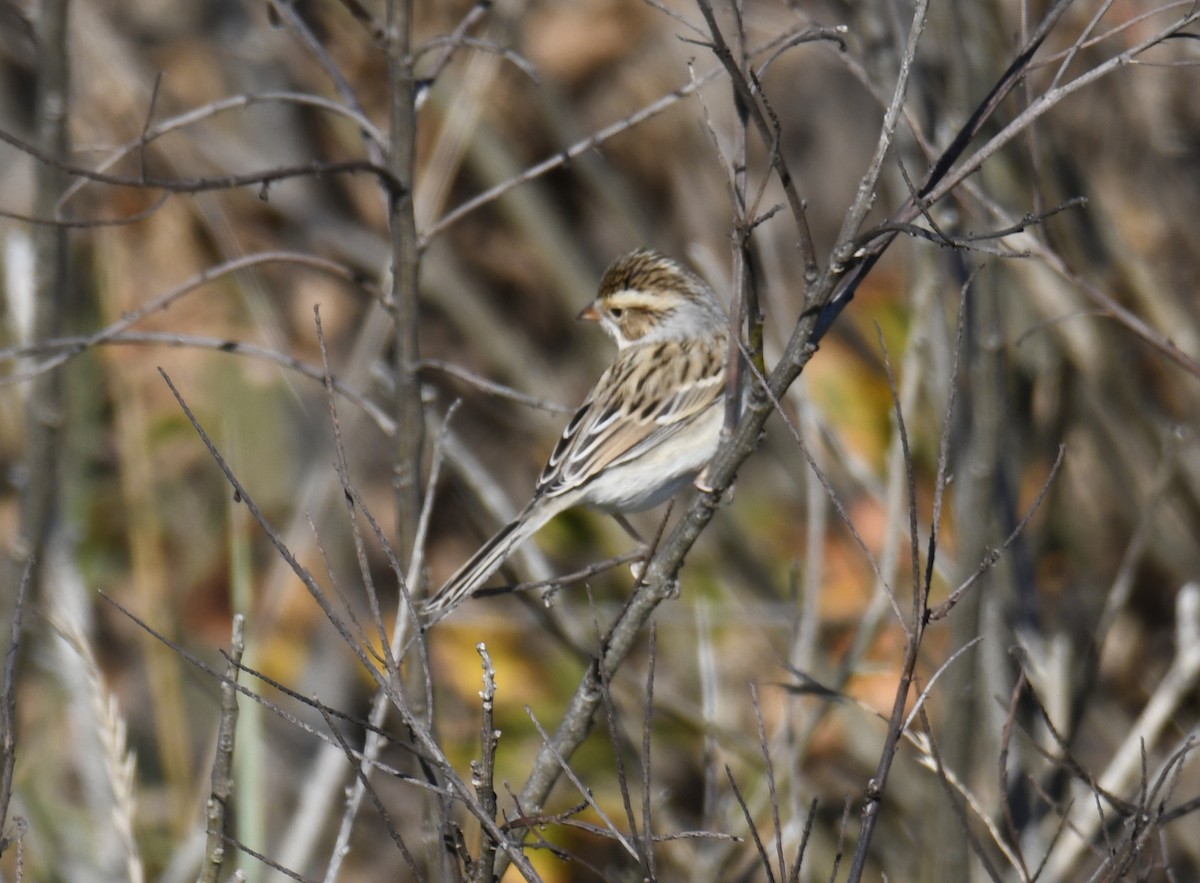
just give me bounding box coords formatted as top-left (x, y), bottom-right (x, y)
top-left (422, 250), bottom-right (728, 623)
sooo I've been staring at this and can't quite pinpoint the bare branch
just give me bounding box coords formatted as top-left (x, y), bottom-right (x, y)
top-left (0, 561), bottom-right (33, 838)
top-left (473, 643), bottom-right (501, 883)
top-left (0, 122), bottom-right (402, 203)
top-left (198, 615), bottom-right (245, 883)
top-left (422, 25), bottom-right (828, 245)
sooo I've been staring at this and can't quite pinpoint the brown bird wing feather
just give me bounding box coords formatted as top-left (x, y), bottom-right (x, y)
top-left (536, 335), bottom-right (726, 499)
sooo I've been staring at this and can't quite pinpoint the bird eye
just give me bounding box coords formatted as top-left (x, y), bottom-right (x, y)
top-left (610, 308), bottom-right (624, 319)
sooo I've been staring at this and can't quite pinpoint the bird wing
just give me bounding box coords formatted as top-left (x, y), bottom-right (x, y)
top-left (535, 335), bottom-right (727, 499)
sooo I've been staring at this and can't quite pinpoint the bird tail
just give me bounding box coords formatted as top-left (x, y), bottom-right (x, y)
top-left (421, 499), bottom-right (558, 624)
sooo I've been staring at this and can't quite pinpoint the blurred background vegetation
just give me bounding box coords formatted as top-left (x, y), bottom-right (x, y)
top-left (0, 0), bottom-right (1198, 881)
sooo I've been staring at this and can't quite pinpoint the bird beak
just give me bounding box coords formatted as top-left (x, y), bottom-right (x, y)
top-left (577, 303), bottom-right (600, 322)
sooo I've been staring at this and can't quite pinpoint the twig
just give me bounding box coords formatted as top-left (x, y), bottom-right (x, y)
top-left (1042, 583), bottom-right (1200, 879)
top-left (473, 643), bottom-right (501, 883)
top-left (1049, 0), bottom-right (1119, 93)
top-left (0, 249), bottom-right (383, 382)
top-left (212, 829), bottom-right (318, 882)
top-left (20, 0), bottom-right (71, 588)
top-left (422, 24), bottom-right (826, 245)
top-left (725, 766), bottom-right (777, 883)
top-left (320, 473), bottom-right (443, 879)
top-left (853, 196), bottom-right (1086, 255)
top-left (844, 327), bottom-right (925, 883)
top-left (0, 560), bottom-right (33, 838)
top-left (160, 369), bottom-right (386, 685)
top-left (0, 193), bottom-right (169, 228)
top-left (199, 614), bottom-right (245, 883)
top-left (460, 550), bottom-right (647, 607)
top-left (824, 0), bottom-right (929, 279)
top-left (789, 798), bottom-right (819, 883)
top-left (694, 0), bottom-right (817, 281)
top-left (999, 671), bottom-right (1034, 881)
top-left (0, 330), bottom-right (392, 432)
top-left (526, 708), bottom-right (639, 860)
top-left (386, 0), bottom-right (425, 564)
top-left (418, 0), bottom-right (490, 70)
top-left (316, 306), bottom-right (395, 674)
top-left (640, 625), bottom-right (658, 880)
top-left (417, 359), bottom-right (573, 413)
top-left (811, 0), bottom-right (1075, 340)
top-left (0, 125), bottom-right (403, 200)
top-left (927, 446), bottom-right (1065, 622)
top-left (270, 0), bottom-right (385, 168)
top-left (921, 10), bottom-right (1200, 213)
top-left (101, 591), bottom-right (429, 784)
top-left (751, 682), bottom-right (786, 882)
top-left (58, 91), bottom-right (386, 210)
top-left (594, 596), bottom-right (648, 871)
top-left (315, 702), bottom-right (421, 877)
top-left (912, 706), bottom-right (1005, 882)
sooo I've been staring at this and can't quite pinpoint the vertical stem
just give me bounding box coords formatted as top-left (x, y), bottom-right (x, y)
top-left (199, 615), bottom-right (245, 883)
top-left (934, 271), bottom-right (1013, 877)
top-left (19, 0), bottom-right (71, 584)
top-left (387, 0), bottom-right (424, 564)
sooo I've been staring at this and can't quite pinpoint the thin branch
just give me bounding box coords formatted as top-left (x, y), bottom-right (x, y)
top-left (316, 306), bottom-right (396, 676)
top-left (216, 830), bottom-right (316, 883)
top-left (422, 24), bottom-right (828, 246)
top-left (270, 0), bottom-right (386, 168)
top-left (161, 371), bottom-right (536, 881)
top-left (58, 90), bottom-right (386, 210)
top-left (101, 591), bottom-right (429, 785)
top-left (525, 708), bottom-right (639, 861)
top-left (812, 0), bottom-right (1076, 339)
top-left (751, 682), bottom-right (787, 882)
top-left (1042, 583), bottom-right (1200, 879)
top-left (0, 560), bottom-right (33, 837)
top-left (921, 10), bottom-right (1200, 212)
top-left (314, 702), bottom-right (422, 877)
top-left (0, 123), bottom-right (402, 202)
top-left (472, 549), bottom-right (647, 600)
top-left (725, 766), bottom-right (777, 883)
top-left (159, 369), bottom-right (385, 686)
top-left (418, 359), bottom-right (573, 413)
top-left (473, 643), bottom-right (501, 883)
top-left (593, 595), bottom-right (650, 872)
top-left (854, 196), bottom-right (1087, 255)
top-left (1, 330), bottom-right (393, 432)
top-left (825, 0), bottom-right (930, 277)
top-left (0, 249), bottom-right (383, 381)
top-left (387, 0), bottom-right (425, 565)
top-left (844, 328), bottom-right (926, 883)
top-left (640, 625), bottom-right (658, 880)
top-left (928, 446), bottom-right (1065, 622)
top-left (416, 20), bottom-right (540, 110)
top-left (912, 706), bottom-right (1005, 882)
top-left (788, 798), bottom-right (819, 883)
top-left (0, 192), bottom-right (169, 228)
top-left (694, 0), bottom-right (817, 281)
top-left (199, 615), bottom-right (245, 883)
top-left (999, 671), bottom-right (1034, 881)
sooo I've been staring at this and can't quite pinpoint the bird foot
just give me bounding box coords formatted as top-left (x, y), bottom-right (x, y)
top-left (629, 560), bottom-right (680, 597)
top-left (694, 468), bottom-right (734, 505)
